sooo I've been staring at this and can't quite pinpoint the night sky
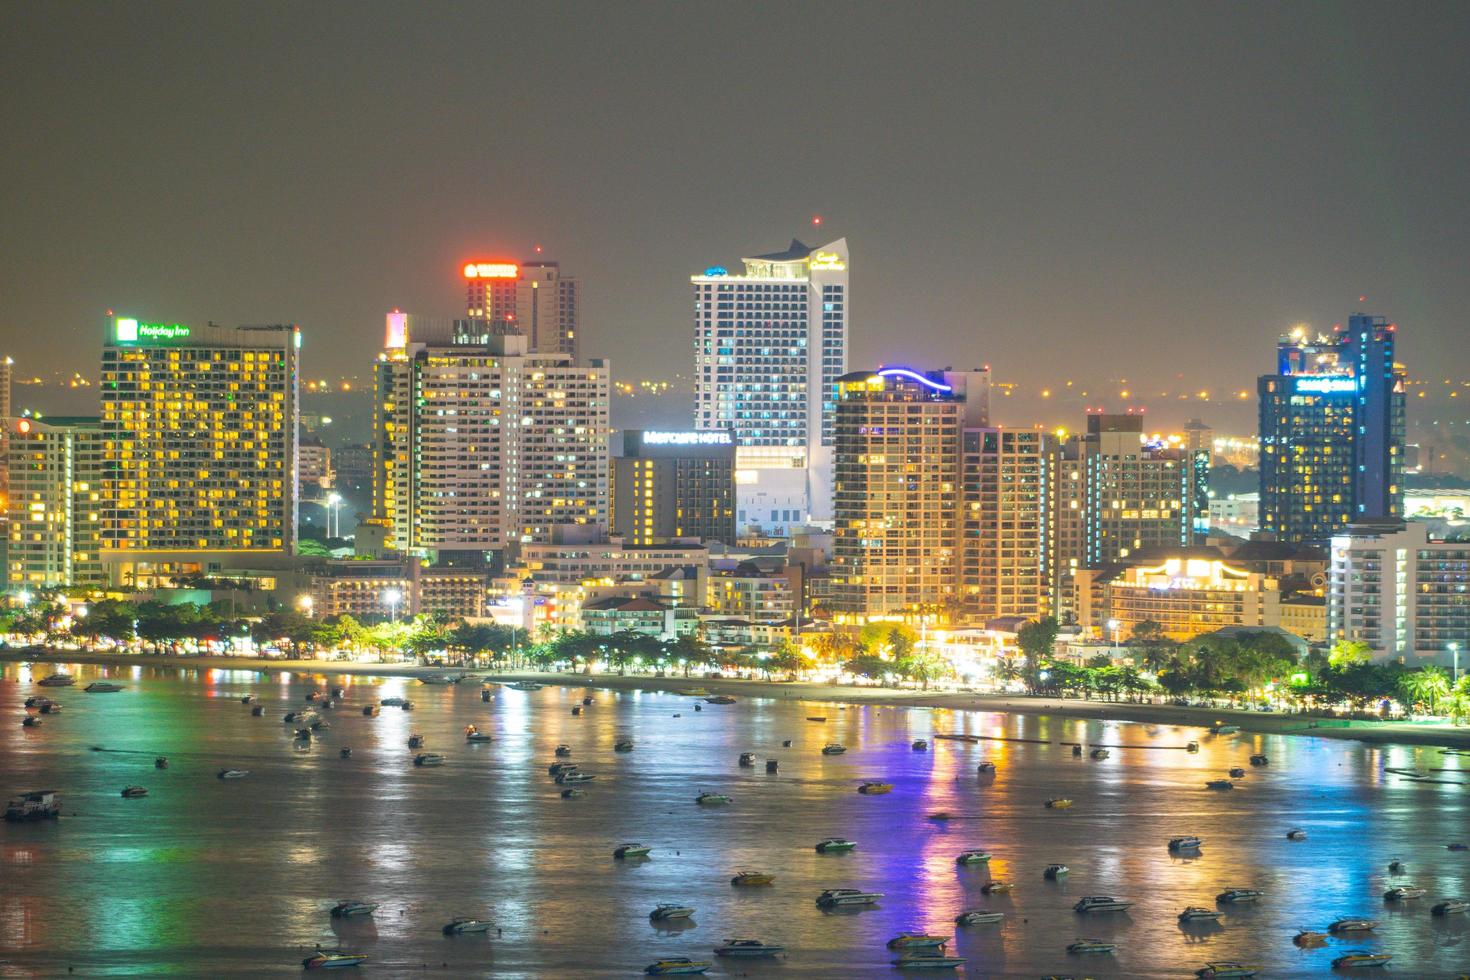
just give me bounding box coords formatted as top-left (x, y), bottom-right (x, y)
top-left (5, 2), bottom-right (1469, 434)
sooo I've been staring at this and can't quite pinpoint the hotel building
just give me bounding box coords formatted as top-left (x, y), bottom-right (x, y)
top-left (691, 238), bottom-right (848, 532)
top-left (5, 416), bottom-right (105, 589)
top-left (962, 427), bottom-right (1051, 621)
top-left (611, 429), bottom-right (735, 546)
top-left (463, 259), bottom-right (579, 358)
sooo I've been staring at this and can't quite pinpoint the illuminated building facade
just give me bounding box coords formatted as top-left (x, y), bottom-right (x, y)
top-left (962, 427), bottom-right (1051, 621)
top-left (373, 314), bottom-right (608, 556)
top-left (5, 417), bottom-right (105, 589)
top-left (463, 259), bottom-right (579, 358)
top-left (1074, 552), bottom-right (1293, 642)
top-left (100, 318), bottom-right (299, 585)
top-left (1259, 314), bottom-right (1406, 544)
top-left (691, 238), bottom-right (849, 531)
top-left (611, 429), bottom-right (735, 546)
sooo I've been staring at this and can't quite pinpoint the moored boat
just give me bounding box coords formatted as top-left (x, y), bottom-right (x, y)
top-left (556, 770), bottom-right (594, 784)
top-left (649, 903), bottom-right (696, 920)
top-left (976, 761), bottom-right (997, 774)
top-left (560, 787), bottom-right (585, 798)
top-left (816, 837), bottom-right (856, 853)
top-left (413, 753), bottom-right (445, 767)
top-left (1044, 863), bottom-right (1069, 879)
top-left (1294, 929), bottom-right (1328, 945)
top-left (1205, 779), bottom-right (1234, 790)
top-left (955, 849), bottom-right (991, 865)
top-left (508, 681), bottom-right (543, 691)
top-left (614, 842), bottom-right (652, 859)
top-left (442, 917), bottom-right (491, 934)
top-left (955, 909), bottom-right (1003, 925)
top-left (1169, 835), bottom-right (1204, 851)
top-left (1286, 828), bottom-right (1307, 840)
top-left (738, 752), bottom-right (757, 767)
top-left (1383, 885), bottom-right (1425, 901)
top-left (912, 739), bottom-right (929, 751)
top-left (407, 734), bottom-right (425, 748)
top-left (1433, 898), bottom-right (1470, 915)
top-left (859, 781), bottom-right (893, 795)
top-left (1216, 888), bottom-right (1264, 904)
top-left (361, 705), bottom-right (379, 716)
top-left (1194, 964), bottom-right (1259, 979)
top-left (555, 744), bottom-right (572, 757)
top-left (891, 951), bottom-right (965, 969)
top-left (5, 790), bottom-right (61, 821)
top-left (980, 881), bottom-right (1013, 894)
top-left (887, 932), bottom-right (950, 949)
top-left (303, 949), bottom-right (369, 970)
top-left (695, 792), bottom-right (731, 805)
top-left (1211, 724), bottom-right (1240, 735)
top-left (379, 697), bottom-right (406, 707)
top-left (1074, 895), bottom-right (1132, 913)
top-left (1328, 918), bottom-right (1377, 933)
top-left (330, 900), bottom-right (379, 918)
top-left (120, 785), bottom-right (148, 798)
top-left (1228, 767), bottom-right (1246, 778)
top-left (217, 769), bottom-right (249, 779)
top-left (714, 938), bottom-right (783, 957)
top-left (821, 743), bottom-right (846, 755)
top-left (1089, 748), bottom-right (1110, 760)
top-left (1045, 797), bottom-right (1073, 809)
top-left (1331, 950), bottom-right (1391, 969)
top-left (1178, 906), bottom-right (1221, 922)
top-left (729, 871), bottom-right (773, 886)
top-left (24, 696), bottom-right (56, 709)
top-left (37, 673), bottom-right (75, 687)
top-left (815, 887), bottom-right (882, 907)
top-left (1067, 939), bottom-right (1116, 954)
top-left (644, 959), bottom-right (711, 976)
top-left (1249, 754), bottom-right (1268, 766)
top-left (86, 681), bottom-right (122, 693)
top-left (705, 695), bottom-right (736, 704)
top-left (615, 739), bottom-right (635, 752)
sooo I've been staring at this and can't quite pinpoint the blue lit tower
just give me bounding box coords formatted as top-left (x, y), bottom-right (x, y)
top-left (1258, 314), bottom-right (1406, 545)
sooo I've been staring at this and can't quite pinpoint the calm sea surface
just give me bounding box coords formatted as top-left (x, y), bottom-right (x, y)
top-left (2, 663), bottom-right (1467, 978)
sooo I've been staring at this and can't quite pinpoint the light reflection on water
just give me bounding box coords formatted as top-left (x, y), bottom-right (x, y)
top-left (1, 663), bottom-right (1467, 976)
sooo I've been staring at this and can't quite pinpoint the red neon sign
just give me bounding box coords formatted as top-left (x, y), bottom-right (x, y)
top-left (463, 262), bottom-right (519, 279)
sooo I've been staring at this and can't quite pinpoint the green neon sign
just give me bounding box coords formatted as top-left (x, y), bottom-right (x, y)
top-left (114, 318), bottom-right (191, 342)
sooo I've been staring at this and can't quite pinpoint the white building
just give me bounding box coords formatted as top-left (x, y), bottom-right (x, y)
top-left (691, 238), bottom-right (848, 533)
top-left (1328, 520), bottom-right (1470, 668)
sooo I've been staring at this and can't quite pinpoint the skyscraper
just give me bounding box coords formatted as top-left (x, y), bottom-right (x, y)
top-left (463, 258), bottom-right (579, 358)
top-left (691, 237), bottom-right (848, 532)
top-left (612, 430), bottom-right (735, 546)
top-left (961, 427), bottom-right (1052, 621)
top-left (1258, 315), bottom-right (1406, 544)
top-left (100, 317), bottom-right (299, 585)
top-left (5, 416), bottom-right (104, 589)
top-left (373, 313), bottom-right (608, 557)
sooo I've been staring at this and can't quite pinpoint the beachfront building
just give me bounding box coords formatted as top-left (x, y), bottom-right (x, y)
top-left (4, 416), bottom-right (105, 590)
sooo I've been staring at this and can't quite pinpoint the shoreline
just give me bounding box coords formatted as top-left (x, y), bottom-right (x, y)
top-left (7, 648), bottom-right (1470, 750)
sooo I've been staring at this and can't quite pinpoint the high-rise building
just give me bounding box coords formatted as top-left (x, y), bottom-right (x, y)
top-left (5, 416), bottom-right (105, 589)
top-left (373, 313), bottom-right (608, 557)
top-left (1258, 315), bottom-right (1407, 544)
top-left (611, 429), bottom-right (735, 546)
top-left (463, 258), bottom-right (579, 358)
top-left (961, 427), bottom-right (1051, 621)
top-left (99, 317), bottom-right (299, 585)
top-left (691, 238), bottom-right (848, 532)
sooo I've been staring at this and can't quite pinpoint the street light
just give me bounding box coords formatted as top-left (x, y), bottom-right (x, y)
top-left (1107, 619), bottom-right (1121, 646)
top-left (297, 594), bottom-right (314, 618)
top-left (383, 588), bottom-right (402, 622)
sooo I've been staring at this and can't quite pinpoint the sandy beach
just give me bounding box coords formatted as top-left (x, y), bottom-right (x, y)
top-left (7, 646), bottom-right (1470, 750)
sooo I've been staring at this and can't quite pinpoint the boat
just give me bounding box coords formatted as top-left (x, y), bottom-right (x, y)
top-left (615, 740), bottom-right (635, 752)
top-left (705, 695), bottom-right (736, 704)
top-left (738, 752), bottom-right (757, 767)
top-left (37, 673), bottom-right (75, 687)
top-left (649, 903), bottom-right (696, 920)
top-left (379, 697), bottom-right (407, 707)
top-left (5, 790), bottom-right (61, 821)
top-left (1328, 918), bottom-right (1377, 933)
top-left (714, 939), bottom-right (784, 957)
top-left (1331, 951), bottom-right (1392, 969)
top-left (21, 716), bottom-right (41, 727)
top-left (816, 837), bottom-right (856, 853)
top-left (1045, 797), bottom-right (1074, 808)
top-left (1089, 748), bottom-right (1110, 760)
top-left (955, 850), bottom-right (991, 865)
top-left (1249, 754), bottom-right (1268, 766)
top-left (23, 696), bottom-right (55, 708)
top-left (912, 739), bottom-right (929, 751)
top-left (1388, 859), bottom-right (1405, 872)
top-left (294, 728), bottom-right (312, 740)
top-left (303, 950), bottom-right (369, 970)
top-left (1178, 906), bottom-right (1222, 922)
top-left (765, 759), bottom-right (779, 773)
top-left (1205, 779), bottom-right (1234, 790)
top-left (1067, 939), bottom-right (1116, 954)
top-left (644, 959), bottom-right (711, 976)
top-left (955, 909), bottom-right (1004, 925)
top-left (570, 705), bottom-right (583, 715)
top-left (1044, 863), bottom-right (1069, 879)
top-left (730, 871), bottom-right (774, 886)
top-left (1169, 835), bottom-right (1204, 851)
top-left (980, 881), bottom-right (1013, 894)
top-left (677, 688), bottom-right (709, 697)
top-left (928, 811), bottom-right (953, 822)
top-left (330, 900), bottom-right (379, 918)
top-left (815, 888), bottom-right (882, 907)
top-left (361, 705), bottom-right (379, 716)
top-left (508, 681), bottom-right (543, 691)
top-left (251, 705), bottom-right (264, 716)
top-left (120, 785), bottom-right (148, 798)
top-left (442, 917), bottom-right (491, 934)
top-left (822, 743), bottom-right (846, 755)
top-left (217, 769), bottom-right (249, 779)
top-left (339, 747), bottom-right (352, 758)
top-left (1211, 724), bottom-right (1240, 735)
top-left (1073, 744), bottom-right (1083, 757)
top-left (1186, 740), bottom-right (1200, 752)
top-left (556, 771), bottom-right (594, 784)
top-left (481, 689), bottom-right (492, 702)
top-left (418, 674), bottom-right (461, 685)
top-left (891, 951), bottom-right (965, 969)
top-left (560, 788), bottom-right (585, 798)
top-left (464, 727), bottom-right (493, 743)
top-left (548, 762), bottom-right (578, 776)
top-left (976, 761), bottom-right (997, 774)
top-left (695, 792), bottom-right (731, 805)
top-left (1074, 895), bottom-right (1132, 913)
top-left (1228, 767), bottom-right (1246, 778)
top-left (887, 933), bottom-right (950, 950)
top-left (1294, 929), bottom-right (1329, 945)
top-left (859, 782), bottom-right (893, 795)
top-left (413, 753), bottom-right (445, 767)
top-left (407, 734), bottom-right (425, 748)
top-left (154, 757), bottom-right (168, 769)
top-left (1194, 965), bottom-right (1260, 979)
top-left (1450, 842), bottom-right (1469, 851)
top-left (582, 695), bottom-right (594, 705)
top-left (1433, 899), bottom-right (1470, 915)
top-left (1286, 828), bottom-right (1307, 840)
top-left (1383, 885), bottom-right (1426, 901)
top-left (614, 843), bottom-right (652, 859)
top-left (1216, 888), bottom-right (1264, 904)
top-left (555, 744), bottom-right (572, 757)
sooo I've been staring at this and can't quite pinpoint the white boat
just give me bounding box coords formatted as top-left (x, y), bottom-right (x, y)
top-left (1178, 906), bottom-right (1222, 922)
top-left (1068, 939), bottom-right (1116, 954)
top-left (822, 743), bottom-right (847, 755)
top-left (714, 939), bottom-right (785, 957)
top-left (649, 903), bottom-right (695, 920)
top-left (379, 697), bottom-right (407, 707)
top-left (85, 681), bottom-right (122, 692)
top-left (548, 762), bottom-right (578, 776)
top-left (555, 744), bottom-right (572, 757)
top-left (695, 792), bottom-right (731, 805)
top-left (303, 949), bottom-right (369, 970)
top-left (955, 850), bottom-right (991, 865)
top-left (1074, 895), bottom-right (1132, 913)
top-left (738, 752), bottom-right (757, 767)
top-left (1331, 950), bottom-right (1392, 969)
top-left (413, 753), bottom-right (446, 767)
top-left (1328, 918), bottom-right (1377, 933)
top-left (887, 933), bottom-right (950, 949)
top-left (442, 917), bottom-right (491, 934)
top-left (23, 696), bottom-right (56, 708)
top-left (556, 771), bottom-right (594, 784)
top-left (1433, 899), bottom-right (1470, 915)
top-left (955, 909), bottom-right (1003, 925)
top-left (1383, 885), bottom-right (1426, 901)
top-left (976, 761), bottom-right (997, 774)
top-left (614, 843), bottom-right (652, 859)
top-left (1195, 965), bottom-right (1260, 979)
top-left (5, 790), bottom-right (61, 821)
top-left (120, 785), bottom-right (148, 798)
top-left (644, 959), bottom-right (711, 976)
top-left (1216, 888), bottom-right (1264, 903)
top-left (330, 900), bottom-right (379, 918)
top-left (891, 951), bottom-right (965, 969)
top-left (1169, 835), bottom-right (1205, 851)
top-left (37, 673), bottom-right (76, 687)
top-left (509, 681), bottom-right (543, 691)
top-left (1044, 864), bottom-right (1069, 879)
top-left (815, 888), bottom-right (882, 907)
top-left (815, 837), bottom-right (857, 853)
top-left (1211, 724), bottom-right (1240, 735)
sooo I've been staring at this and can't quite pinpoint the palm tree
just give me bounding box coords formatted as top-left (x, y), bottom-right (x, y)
top-left (1399, 666), bottom-right (1452, 715)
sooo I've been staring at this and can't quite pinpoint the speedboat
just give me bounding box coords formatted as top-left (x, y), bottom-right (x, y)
top-left (614, 843), bottom-right (652, 859)
top-left (1328, 918), bottom-right (1377, 933)
top-left (644, 959), bottom-right (711, 976)
top-left (1044, 864), bottom-right (1069, 879)
top-left (120, 786), bottom-right (148, 798)
top-left (888, 933), bottom-right (950, 950)
top-left (738, 752), bottom-right (757, 767)
top-left (418, 674), bottom-right (461, 685)
top-left (217, 769), bottom-right (249, 779)
top-left (464, 727), bottom-right (493, 743)
top-left (705, 695), bottom-right (736, 704)
top-left (955, 909), bottom-right (1004, 925)
top-left (980, 881), bottom-right (1013, 894)
top-left (1067, 939), bottom-right (1116, 954)
top-left (555, 744), bottom-right (572, 757)
top-left (24, 696), bottom-right (56, 709)
top-left (649, 903), bottom-right (695, 920)
top-left (891, 951), bottom-right (965, 969)
top-left (1074, 895), bottom-right (1132, 913)
top-left (1216, 888), bottom-right (1264, 904)
top-left (21, 716), bottom-right (42, 727)
top-left (1195, 965), bottom-right (1259, 979)
top-left (560, 787), bottom-right (585, 798)
top-left (1205, 779), bottom-right (1234, 790)
top-left (1286, 828), bottom-right (1307, 840)
top-left (696, 792), bottom-right (731, 805)
top-left (38, 673), bottom-right (76, 687)
top-left (1211, 724), bottom-right (1240, 735)
top-left (379, 697), bottom-right (407, 707)
top-left (5, 790), bottom-right (61, 821)
top-left (912, 739), bottom-right (929, 751)
top-left (509, 681), bottom-right (543, 691)
top-left (615, 740), bottom-right (635, 752)
top-left (714, 939), bottom-right (784, 957)
top-left (303, 950), bottom-right (369, 970)
top-left (1178, 906), bottom-right (1222, 922)
top-left (731, 871), bottom-right (774, 886)
top-left (556, 771), bottom-right (594, 784)
top-left (1433, 899), bottom-right (1470, 915)
top-left (1450, 842), bottom-right (1469, 851)
top-left (1169, 836), bottom-right (1204, 851)
top-left (1249, 754), bottom-right (1268, 766)
top-left (1383, 885), bottom-right (1425, 901)
top-left (1331, 951), bottom-right (1391, 968)
top-left (294, 728), bottom-right (312, 741)
top-left (1294, 929), bottom-right (1329, 945)
top-left (955, 850), bottom-right (991, 865)
top-left (976, 761), bottom-right (997, 774)
top-left (361, 705), bottom-right (379, 716)
top-left (1045, 797), bottom-right (1073, 809)
top-left (816, 837), bottom-right (856, 853)
top-left (822, 743), bottom-right (846, 755)
top-left (859, 782), bottom-right (893, 795)
top-left (442, 917), bottom-right (491, 935)
top-left (330, 900), bottom-right (379, 917)
top-left (413, 753), bottom-right (445, 767)
top-left (582, 695), bottom-right (594, 705)
top-left (765, 759), bottom-right (779, 772)
top-left (1388, 859), bottom-right (1405, 872)
top-left (1228, 767), bottom-right (1246, 778)
top-left (407, 734), bottom-right (425, 748)
top-left (815, 888), bottom-right (882, 907)
top-left (1089, 748), bottom-right (1110, 760)
top-left (548, 762), bottom-right (578, 776)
